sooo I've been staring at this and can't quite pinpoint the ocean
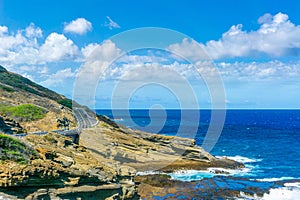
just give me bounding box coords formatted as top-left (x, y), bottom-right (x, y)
top-left (96, 109), bottom-right (300, 199)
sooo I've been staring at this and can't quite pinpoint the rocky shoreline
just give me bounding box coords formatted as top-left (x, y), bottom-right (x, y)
top-left (0, 116), bottom-right (246, 199)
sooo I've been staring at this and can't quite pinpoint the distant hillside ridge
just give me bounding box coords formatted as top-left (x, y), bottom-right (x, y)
top-left (0, 65), bottom-right (77, 132)
top-left (0, 65), bottom-right (72, 109)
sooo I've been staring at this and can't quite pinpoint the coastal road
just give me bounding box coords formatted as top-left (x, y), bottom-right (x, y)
top-left (16, 108), bottom-right (98, 138)
top-left (73, 108), bottom-right (98, 130)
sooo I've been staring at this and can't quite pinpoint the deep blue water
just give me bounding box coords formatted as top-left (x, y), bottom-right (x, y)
top-left (96, 109), bottom-right (300, 181)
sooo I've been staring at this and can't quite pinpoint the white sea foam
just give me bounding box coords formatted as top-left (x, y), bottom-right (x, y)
top-left (216, 155), bottom-right (263, 163)
top-left (167, 166), bottom-right (256, 182)
top-left (113, 118), bottom-right (124, 121)
top-left (167, 157), bottom-right (261, 182)
top-left (238, 181), bottom-right (300, 200)
top-left (135, 171), bottom-right (160, 176)
top-left (284, 182), bottom-right (300, 187)
top-left (208, 166), bottom-right (253, 176)
top-left (262, 182), bottom-right (300, 200)
top-left (168, 170), bottom-right (215, 182)
top-left (138, 156), bottom-right (263, 182)
top-left (255, 177), bottom-right (299, 182)
top-left (238, 192), bottom-right (260, 200)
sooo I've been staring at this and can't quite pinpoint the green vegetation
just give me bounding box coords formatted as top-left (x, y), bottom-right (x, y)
top-left (0, 84), bottom-right (14, 92)
top-left (101, 123), bottom-right (108, 128)
top-left (0, 134), bottom-right (38, 164)
top-left (0, 104), bottom-right (47, 122)
top-left (57, 99), bottom-right (72, 109)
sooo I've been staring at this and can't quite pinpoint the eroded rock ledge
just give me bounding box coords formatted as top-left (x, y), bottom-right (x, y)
top-left (80, 118), bottom-right (244, 174)
top-left (0, 117), bottom-right (243, 199)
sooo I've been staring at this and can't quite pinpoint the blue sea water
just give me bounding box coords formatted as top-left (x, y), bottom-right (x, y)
top-left (96, 109), bottom-right (300, 181)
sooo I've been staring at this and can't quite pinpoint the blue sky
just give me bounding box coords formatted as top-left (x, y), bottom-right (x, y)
top-left (0, 0), bottom-right (300, 109)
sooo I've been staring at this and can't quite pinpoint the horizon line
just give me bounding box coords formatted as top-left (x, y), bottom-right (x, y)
top-left (93, 108), bottom-right (300, 110)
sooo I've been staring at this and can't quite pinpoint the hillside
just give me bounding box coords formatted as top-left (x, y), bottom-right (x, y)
top-left (0, 65), bottom-right (72, 107)
top-left (0, 117), bottom-right (244, 199)
top-left (0, 65), bottom-right (76, 133)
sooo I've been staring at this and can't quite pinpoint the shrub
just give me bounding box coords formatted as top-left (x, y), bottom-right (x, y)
top-left (0, 85), bottom-right (14, 92)
top-left (0, 104), bottom-right (47, 122)
top-left (57, 99), bottom-right (72, 109)
top-left (0, 134), bottom-right (38, 164)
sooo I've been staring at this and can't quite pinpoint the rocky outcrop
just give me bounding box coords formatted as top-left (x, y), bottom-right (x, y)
top-left (0, 133), bottom-right (116, 188)
top-left (80, 120), bottom-right (244, 174)
top-left (0, 116), bottom-right (12, 134)
top-left (135, 174), bottom-right (300, 200)
top-left (0, 115), bottom-right (24, 134)
top-left (23, 184), bottom-right (123, 200)
top-left (0, 117), bottom-right (244, 199)
top-left (0, 65), bottom-right (79, 133)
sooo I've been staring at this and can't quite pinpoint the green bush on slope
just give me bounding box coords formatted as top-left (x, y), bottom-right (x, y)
top-left (0, 134), bottom-right (38, 164)
top-left (0, 104), bottom-right (47, 122)
top-left (57, 99), bottom-right (72, 109)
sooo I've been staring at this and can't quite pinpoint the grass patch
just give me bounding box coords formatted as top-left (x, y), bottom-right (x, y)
top-left (57, 99), bottom-right (72, 109)
top-left (0, 134), bottom-right (38, 164)
top-left (101, 123), bottom-right (109, 128)
top-left (0, 104), bottom-right (47, 122)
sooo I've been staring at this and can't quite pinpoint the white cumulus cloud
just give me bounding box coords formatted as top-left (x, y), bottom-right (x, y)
top-left (40, 32), bottom-right (79, 62)
top-left (167, 38), bottom-right (209, 62)
top-left (168, 13), bottom-right (300, 60)
top-left (74, 40), bottom-right (123, 107)
top-left (0, 24), bottom-right (41, 65)
top-left (0, 25), bottom-right (8, 35)
top-left (0, 24), bottom-right (79, 66)
top-left (64, 18), bottom-right (92, 35)
top-left (81, 40), bottom-right (122, 63)
top-left (25, 23), bottom-right (42, 38)
top-left (217, 60), bottom-right (300, 80)
top-left (41, 68), bottom-right (78, 87)
top-left (205, 12), bottom-right (300, 58)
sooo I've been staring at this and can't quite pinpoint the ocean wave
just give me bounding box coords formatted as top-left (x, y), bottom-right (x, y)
top-left (168, 170), bottom-right (215, 182)
top-left (113, 118), bottom-right (124, 121)
top-left (255, 177), bottom-right (300, 182)
top-left (262, 182), bottom-right (300, 200)
top-left (284, 182), bottom-right (300, 187)
top-left (137, 156), bottom-right (262, 182)
top-left (208, 167), bottom-right (253, 176)
top-left (238, 181), bottom-right (300, 200)
top-left (216, 155), bottom-right (263, 163)
top-left (168, 166), bottom-right (255, 182)
top-left (135, 171), bottom-right (160, 176)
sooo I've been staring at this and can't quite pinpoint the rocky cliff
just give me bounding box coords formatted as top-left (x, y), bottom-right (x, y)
top-left (0, 116), bottom-right (244, 199)
top-left (0, 65), bottom-right (76, 132)
top-left (80, 118), bottom-right (243, 174)
top-left (0, 132), bottom-right (133, 199)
